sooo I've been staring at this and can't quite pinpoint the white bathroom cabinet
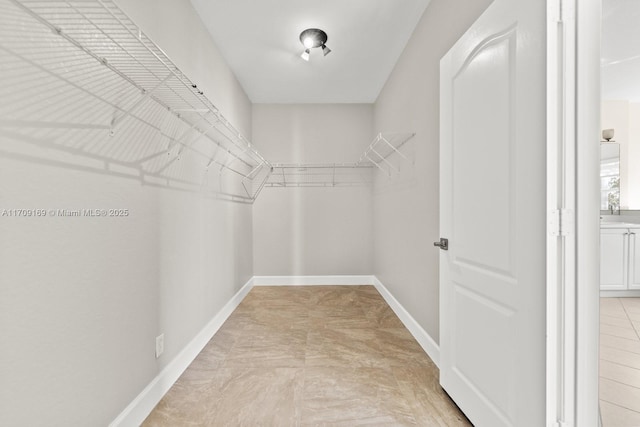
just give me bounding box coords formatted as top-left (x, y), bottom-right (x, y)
top-left (600, 225), bottom-right (640, 293)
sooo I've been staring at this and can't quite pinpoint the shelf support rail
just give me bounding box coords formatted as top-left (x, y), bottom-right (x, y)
top-left (241, 164), bottom-right (271, 199)
top-left (358, 133), bottom-right (382, 164)
top-left (379, 135), bottom-right (408, 160)
top-left (369, 147), bottom-right (399, 175)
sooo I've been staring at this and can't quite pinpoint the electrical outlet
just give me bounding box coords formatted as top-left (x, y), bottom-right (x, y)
top-left (155, 334), bottom-right (164, 358)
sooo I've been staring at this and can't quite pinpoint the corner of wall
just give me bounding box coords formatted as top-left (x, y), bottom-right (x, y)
top-left (109, 277), bottom-right (255, 426)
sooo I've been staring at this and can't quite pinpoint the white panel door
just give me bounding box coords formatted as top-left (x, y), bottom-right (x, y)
top-left (439, 0), bottom-right (546, 425)
top-left (627, 228), bottom-right (640, 289)
top-left (600, 228), bottom-right (628, 290)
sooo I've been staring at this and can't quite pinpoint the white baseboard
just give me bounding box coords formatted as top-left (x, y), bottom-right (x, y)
top-left (109, 277), bottom-right (254, 427)
top-left (111, 274), bottom-right (440, 425)
top-left (252, 275), bottom-right (375, 286)
top-left (600, 289), bottom-right (640, 297)
top-left (372, 276), bottom-right (440, 368)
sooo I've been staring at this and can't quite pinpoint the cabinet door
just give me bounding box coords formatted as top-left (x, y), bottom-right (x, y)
top-left (628, 228), bottom-right (640, 289)
top-left (600, 228), bottom-right (628, 290)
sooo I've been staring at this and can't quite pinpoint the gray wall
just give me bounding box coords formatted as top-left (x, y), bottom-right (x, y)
top-left (0, 0), bottom-right (254, 425)
top-left (0, 0), bottom-right (499, 424)
top-left (252, 104), bottom-right (374, 276)
top-left (372, 0), bottom-right (493, 343)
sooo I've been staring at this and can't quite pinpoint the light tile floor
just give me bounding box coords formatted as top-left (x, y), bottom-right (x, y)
top-left (600, 297), bottom-right (640, 426)
top-left (143, 285), bottom-right (471, 426)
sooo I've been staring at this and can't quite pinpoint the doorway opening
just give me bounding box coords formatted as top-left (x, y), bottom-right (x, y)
top-left (598, 1), bottom-right (640, 424)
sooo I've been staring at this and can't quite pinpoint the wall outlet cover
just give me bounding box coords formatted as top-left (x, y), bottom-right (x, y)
top-left (155, 334), bottom-right (164, 359)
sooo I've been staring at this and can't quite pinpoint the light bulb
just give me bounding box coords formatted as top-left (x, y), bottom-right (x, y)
top-left (301, 49), bottom-right (310, 61)
top-left (303, 37), bottom-right (314, 49)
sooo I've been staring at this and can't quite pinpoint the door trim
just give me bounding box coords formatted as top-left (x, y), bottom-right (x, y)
top-left (546, 0), bottom-right (576, 424)
top-left (546, 0), bottom-right (601, 425)
top-left (574, 0), bottom-right (601, 425)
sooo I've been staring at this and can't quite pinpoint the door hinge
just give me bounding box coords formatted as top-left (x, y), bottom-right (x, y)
top-left (549, 209), bottom-right (574, 236)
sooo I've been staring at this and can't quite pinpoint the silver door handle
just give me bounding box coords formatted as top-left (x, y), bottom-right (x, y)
top-left (434, 238), bottom-right (449, 250)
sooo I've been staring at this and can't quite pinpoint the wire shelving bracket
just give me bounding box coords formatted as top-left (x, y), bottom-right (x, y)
top-left (358, 132), bottom-right (416, 176)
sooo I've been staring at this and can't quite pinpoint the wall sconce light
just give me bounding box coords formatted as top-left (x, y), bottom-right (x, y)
top-left (299, 28), bottom-right (331, 61)
top-left (602, 128), bottom-right (615, 142)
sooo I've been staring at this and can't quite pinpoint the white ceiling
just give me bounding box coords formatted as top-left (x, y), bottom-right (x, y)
top-left (189, 0), bottom-right (430, 104)
top-left (602, 0), bottom-right (640, 102)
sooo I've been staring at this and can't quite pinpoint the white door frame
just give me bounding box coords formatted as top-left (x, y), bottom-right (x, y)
top-left (546, 0), bottom-right (600, 426)
top-left (574, 0), bottom-right (601, 424)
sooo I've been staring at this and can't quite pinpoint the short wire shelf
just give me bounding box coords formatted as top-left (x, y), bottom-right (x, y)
top-left (265, 163), bottom-right (373, 188)
top-left (263, 132), bottom-right (415, 188)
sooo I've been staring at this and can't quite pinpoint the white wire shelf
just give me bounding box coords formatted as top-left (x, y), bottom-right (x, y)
top-left (265, 163), bottom-right (373, 188)
top-left (263, 132), bottom-right (415, 188)
top-left (0, 0), bottom-right (414, 198)
top-left (0, 0), bottom-right (271, 202)
top-left (358, 132), bottom-right (416, 176)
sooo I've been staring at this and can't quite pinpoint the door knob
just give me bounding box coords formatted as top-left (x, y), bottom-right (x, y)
top-left (434, 238), bottom-right (449, 250)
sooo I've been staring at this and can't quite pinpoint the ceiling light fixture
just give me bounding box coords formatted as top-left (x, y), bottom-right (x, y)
top-left (299, 28), bottom-right (331, 61)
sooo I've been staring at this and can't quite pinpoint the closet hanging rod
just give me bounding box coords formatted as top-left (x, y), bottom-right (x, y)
top-left (272, 163), bottom-right (374, 169)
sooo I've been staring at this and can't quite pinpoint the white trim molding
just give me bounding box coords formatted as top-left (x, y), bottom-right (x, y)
top-left (252, 275), bottom-right (374, 286)
top-left (600, 290), bottom-right (640, 298)
top-left (109, 277), bottom-right (254, 427)
top-left (574, 0), bottom-right (602, 425)
top-left (372, 276), bottom-right (440, 367)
